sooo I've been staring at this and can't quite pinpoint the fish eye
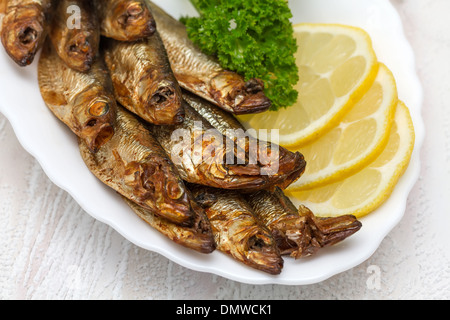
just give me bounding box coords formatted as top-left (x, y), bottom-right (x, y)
top-left (166, 180), bottom-right (184, 200)
top-left (89, 101), bottom-right (110, 117)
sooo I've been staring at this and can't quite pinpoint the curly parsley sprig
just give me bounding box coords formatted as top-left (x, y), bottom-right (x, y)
top-left (181, 0), bottom-right (299, 111)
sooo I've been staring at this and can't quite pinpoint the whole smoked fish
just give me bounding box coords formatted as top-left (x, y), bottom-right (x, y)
top-left (103, 33), bottom-right (184, 125)
top-left (49, 0), bottom-right (100, 72)
top-left (38, 39), bottom-right (116, 153)
top-left (191, 185), bottom-right (283, 275)
top-left (1, 0), bottom-right (52, 66)
top-left (96, 0), bottom-right (156, 42)
top-left (79, 105), bottom-right (194, 226)
top-left (147, 1), bottom-right (271, 115)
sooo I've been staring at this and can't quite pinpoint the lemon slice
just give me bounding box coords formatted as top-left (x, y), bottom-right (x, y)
top-left (239, 23), bottom-right (378, 147)
top-left (287, 63), bottom-right (398, 191)
top-left (287, 101), bottom-right (415, 219)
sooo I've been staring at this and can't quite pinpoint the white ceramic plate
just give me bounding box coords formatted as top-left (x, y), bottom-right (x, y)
top-left (0, 0), bottom-right (424, 285)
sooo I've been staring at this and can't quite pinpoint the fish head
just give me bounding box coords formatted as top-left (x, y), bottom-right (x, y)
top-left (271, 150), bottom-right (307, 189)
top-left (112, 0), bottom-right (156, 40)
top-left (72, 88), bottom-right (116, 153)
top-left (64, 31), bottom-right (99, 72)
top-left (1, 4), bottom-right (46, 66)
top-left (130, 158), bottom-right (193, 226)
top-left (190, 128), bottom-right (267, 190)
top-left (232, 225), bottom-right (283, 275)
top-left (139, 77), bottom-right (184, 125)
top-left (210, 72), bottom-right (271, 114)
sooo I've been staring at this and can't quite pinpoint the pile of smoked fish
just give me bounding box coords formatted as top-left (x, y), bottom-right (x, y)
top-left (0, 0), bottom-right (362, 275)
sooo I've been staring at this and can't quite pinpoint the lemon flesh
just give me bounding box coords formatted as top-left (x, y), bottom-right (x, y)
top-left (287, 101), bottom-right (415, 219)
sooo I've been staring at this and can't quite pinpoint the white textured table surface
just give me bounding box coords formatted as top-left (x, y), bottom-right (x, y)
top-left (1, 0), bottom-right (449, 300)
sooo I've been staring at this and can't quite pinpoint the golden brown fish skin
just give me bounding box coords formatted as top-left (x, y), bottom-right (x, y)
top-left (0, 4), bottom-right (5, 31)
top-left (191, 185), bottom-right (283, 275)
top-left (246, 188), bottom-right (362, 259)
top-left (49, 0), bottom-right (99, 72)
top-left (1, 0), bottom-right (6, 14)
top-left (151, 101), bottom-right (293, 191)
top-left (103, 34), bottom-right (185, 125)
top-left (96, 0), bottom-right (156, 42)
top-left (183, 91), bottom-right (306, 190)
top-left (38, 39), bottom-right (116, 153)
top-left (79, 105), bottom-right (195, 226)
top-left (147, 1), bottom-right (271, 115)
top-left (1, 0), bottom-right (52, 66)
top-left (124, 197), bottom-right (215, 254)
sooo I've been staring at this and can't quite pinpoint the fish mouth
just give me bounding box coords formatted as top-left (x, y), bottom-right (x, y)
top-left (157, 202), bottom-right (193, 227)
top-left (233, 79), bottom-right (272, 115)
top-left (261, 147), bottom-right (306, 190)
top-left (67, 33), bottom-right (92, 55)
top-left (302, 208), bottom-right (362, 248)
top-left (117, 2), bottom-right (144, 26)
top-left (271, 216), bottom-right (318, 258)
top-left (224, 149), bottom-right (306, 191)
top-left (150, 86), bottom-right (174, 105)
top-left (146, 84), bottom-right (184, 124)
top-left (84, 122), bottom-right (115, 153)
top-left (66, 33), bottom-right (97, 71)
top-left (272, 206), bottom-right (363, 259)
top-left (233, 93), bottom-right (272, 115)
top-left (82, 100), bottom-right (115, 152)
top-left (18, 25), bottom-right (39, 45)
top-left (180, 200), bottom-right (216, 254)
top-left (211, 73), bottom-right (272, 115)
top-left (267, 150), bottom-right (306, 190)
top-left (244, 232), bottom-right (283, 275)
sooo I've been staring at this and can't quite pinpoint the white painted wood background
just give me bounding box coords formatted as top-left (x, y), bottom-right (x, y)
top-left (1, 0), bottom-right (449, 299)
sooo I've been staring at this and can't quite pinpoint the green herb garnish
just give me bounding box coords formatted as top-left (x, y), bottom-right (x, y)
top-left (181, 0), bottom-right (299, 111)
